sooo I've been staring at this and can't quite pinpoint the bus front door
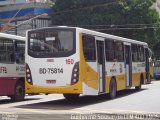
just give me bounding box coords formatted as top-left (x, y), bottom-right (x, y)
top-left (125, 45), bottom-right (132, 87)
top-left (145, 48), bottom-right (150, 83)
top-left (96, 39), bottom-right (106, 94)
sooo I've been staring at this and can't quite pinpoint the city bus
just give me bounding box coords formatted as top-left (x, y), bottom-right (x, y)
top-left (0, 33), bottom-right (25, 101)
top-left (25, 26), bottom-right (150, 100)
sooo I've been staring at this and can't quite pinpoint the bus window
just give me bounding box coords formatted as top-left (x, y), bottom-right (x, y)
top-left (131, 44), bottom-right (138, 62)
top-left (15, 41), bottom-right (25, 64)
top-left (82, 35), bottom-right (96, 62)
top-left (28, 30), bottom-right (75, 58)
top-left (115, 41), bottom-right (124, 62)
top-left (0, 39), bottom-right (14, 63)
top-left (138, 45), bottom-right (144, 62)
top-left (105, 39), bottom-right (114, 61)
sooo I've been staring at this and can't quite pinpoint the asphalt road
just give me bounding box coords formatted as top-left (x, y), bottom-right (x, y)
top-left (0, 80), bottom-right (160, 120)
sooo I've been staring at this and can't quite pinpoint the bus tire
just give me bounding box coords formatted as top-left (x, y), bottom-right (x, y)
top-left (11, 81), bottom-right (25, 101)
top-left (109, 78), bottom-right (117, 99)
top-left (135, 75), bottom-right (142, 90)
top-left (63, 94), bottom-right (79, 101)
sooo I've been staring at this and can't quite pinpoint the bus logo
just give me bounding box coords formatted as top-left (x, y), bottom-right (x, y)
top-left (120, 64), bottom-right (123, 73)
top-left (0, 67), bottom-right (7, 73)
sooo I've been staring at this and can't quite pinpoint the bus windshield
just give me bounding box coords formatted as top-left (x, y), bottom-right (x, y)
top-left (28, 29), bottom-right (75, 58)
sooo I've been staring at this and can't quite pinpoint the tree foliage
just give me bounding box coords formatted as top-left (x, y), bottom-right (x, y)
top-left (51, 0), bottom-right (160, 57)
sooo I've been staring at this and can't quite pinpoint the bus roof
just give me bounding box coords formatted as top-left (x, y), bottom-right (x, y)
top-left (0, 32), bottom-right (25, 41)
top-left (77, 27), bottom-right (148, 46)
top-left (27, 26), bottom-right (148, 46)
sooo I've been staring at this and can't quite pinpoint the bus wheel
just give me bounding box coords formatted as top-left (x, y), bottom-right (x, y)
top-left (109, 78), bottom-right (117, 99)
top-left (11, 82), bottom-right (25, 101)
top-left (63, 94), bottom-right (79, 101)
top-left (135, 75), bottom-right (142, 90)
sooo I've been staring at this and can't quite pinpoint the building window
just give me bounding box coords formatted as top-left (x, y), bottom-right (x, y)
top-left (82, 35), bottom-right (96, 62)
top-left (115, 41), bottom-right (124, 62)
top-left (105, 39), bottom-right (114, 61)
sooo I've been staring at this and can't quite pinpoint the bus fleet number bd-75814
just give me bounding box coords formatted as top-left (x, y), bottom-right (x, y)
top-left (39, 68), bottom-right (63, 74)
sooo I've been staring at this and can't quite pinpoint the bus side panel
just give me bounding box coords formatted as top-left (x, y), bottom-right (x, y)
top-left (115, 62), bottom-right (126, 91)
top-left (132, 62), bottom-right (145, 86)
top-left (105, 76), bottom-right (111, 93)
top-left (132, 73), bottom-right (141, 86)
top-left (79, 33), bottom-right (98, 95)
top-left (0, 79), bottom-right (17, 95)
top-left (82, 63), bottom-right (98, 95)
top-left (149, 64), bottom-right (153, 78)
top-left (132, 62), bottom-right (140, 87)
top-left (116, 74), bottom-right (126, 91)
top-left (105, 62), bottom-right (126, 92)
top-left (0, 64), bottom-right (24, 96)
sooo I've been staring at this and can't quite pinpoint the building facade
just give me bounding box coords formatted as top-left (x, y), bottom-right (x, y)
top-left (0, 0), bottom-right (52, 36)
top-left (152, 0), bottom-right (160, 13)
top-left (0, 0), bottom-right (26, 5)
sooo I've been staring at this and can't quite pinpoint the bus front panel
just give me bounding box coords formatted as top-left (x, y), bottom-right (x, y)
top-left (25, 28), bottom-right (82, 94)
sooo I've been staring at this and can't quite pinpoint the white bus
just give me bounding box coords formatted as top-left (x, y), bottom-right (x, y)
top-left (0, 33), bottom-right (25, 101)
top-left (25, 26), bottom-right (150, 100)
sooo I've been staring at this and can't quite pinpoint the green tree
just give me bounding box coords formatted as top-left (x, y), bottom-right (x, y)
top-left (51, 0), bottom-right (160, 57)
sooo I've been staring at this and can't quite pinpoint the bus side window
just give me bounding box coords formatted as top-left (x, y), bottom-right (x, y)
top-left (131, 44), bottom-right (138, 62)
top-left (115, 41), bottom-right (124, 62)
top-left (82, 35), bottom-right (96, 62)
top-left (137, 45), bottom-right (144, 62)
top-left (105, 39), bottom-right (115, 61)
top-left (10, 53), bottom-right (15, 62)
top-left (2, 39), bottom-right (15, 63)
top-left (15, 41), bottom-right (25, 64)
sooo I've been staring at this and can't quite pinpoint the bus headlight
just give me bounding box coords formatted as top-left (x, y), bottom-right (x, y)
top-left (26, 69), bottom-right (30, 72)
top-left (73, 74), bottom-right (77, 77)
top-left (71, 62), bottom-right (79, 85)
top-left (27, 74), bottom-right (31, 77)
top-left (27, 79), bottom-right (31, 82)
top-left (26, 63), bottom-right (33, 85)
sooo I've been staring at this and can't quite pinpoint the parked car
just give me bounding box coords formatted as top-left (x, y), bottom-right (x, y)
top-left (153, 60), bottom-right (160, 80)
